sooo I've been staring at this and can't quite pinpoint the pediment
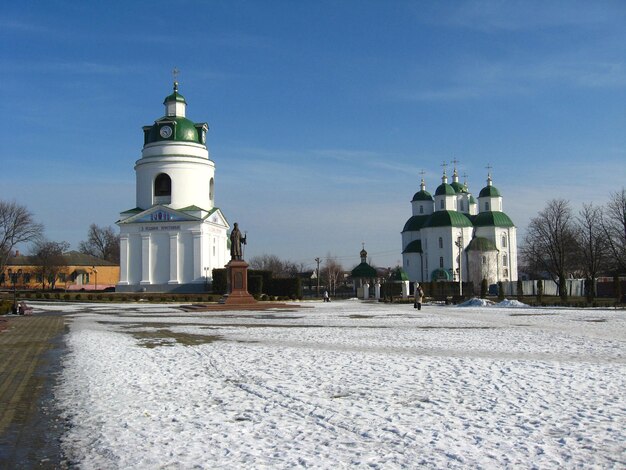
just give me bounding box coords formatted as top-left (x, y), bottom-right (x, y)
top-left (119, 206), bottom-right (201, 224)
top-left (204, 208), bottom-right (229, 228)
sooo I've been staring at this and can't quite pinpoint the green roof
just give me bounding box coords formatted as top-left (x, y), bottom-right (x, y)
top-left (423, 210), bottom-right (473, 228)
top-left (412, 190), bottom-right (433, 202)
top-left (479, 185), bottom-right (501, 197)
top-left (390, 267), bottom-right (409, 281)
top-left (351, 262), bottom-right (377, 278)
top-left (120, 207), bottom-right (143, 214)
top-left (472, 211), bottom-right (515, 227)
top-left (435, 183), bottom-right (456, 196)
top-left (144, 117), bottom-right (207, 145)
top-left (402, 239), bottom-right (422, 254)
top-left (402, 215), bottom-right (430, 232)
top-left (466, 237), bottom-right (498, 252)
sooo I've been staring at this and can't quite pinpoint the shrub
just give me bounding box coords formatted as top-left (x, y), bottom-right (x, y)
top-left (64, 294), bottom-right (70, 300)
top-left (87, 294), bottom-right (93, 300)
top-left (36, 293), bottom-right (42, 299)
top-left (0, 300), bottom-right (13, 314)
top-left (75, 294), bottom-right (81, 300)
top-left (43, 293), bottom-right (50, 299)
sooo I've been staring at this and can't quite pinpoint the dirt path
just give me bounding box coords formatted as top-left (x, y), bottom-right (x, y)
top-left (0, 314), bottom-right (68, 469)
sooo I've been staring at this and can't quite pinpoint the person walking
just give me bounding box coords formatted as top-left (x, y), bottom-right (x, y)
top-left (414, 282), bottom-right (424, 310)
top-left (323, 290), bottom-right (330, 302)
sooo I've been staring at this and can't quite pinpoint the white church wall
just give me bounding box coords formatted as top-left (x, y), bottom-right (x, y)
top-left (150, 232), bottom-right (170, 284)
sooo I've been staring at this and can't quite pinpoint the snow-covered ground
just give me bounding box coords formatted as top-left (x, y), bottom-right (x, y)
top-left (38, 300), bottom-right (625, 469)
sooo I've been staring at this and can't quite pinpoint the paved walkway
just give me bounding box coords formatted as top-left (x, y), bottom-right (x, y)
top-left (0, 314), bottom-right (67, 469)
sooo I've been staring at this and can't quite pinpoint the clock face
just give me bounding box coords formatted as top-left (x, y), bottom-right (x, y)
top-left (160, 126), bottom-right (173, 138)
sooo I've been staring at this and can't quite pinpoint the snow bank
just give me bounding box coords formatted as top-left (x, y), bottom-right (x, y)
top-left (457, 297), bottom-right (495, 307)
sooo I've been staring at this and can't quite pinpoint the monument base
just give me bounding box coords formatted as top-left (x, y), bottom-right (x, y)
top-left (225, 259), bottom-right (256, 305)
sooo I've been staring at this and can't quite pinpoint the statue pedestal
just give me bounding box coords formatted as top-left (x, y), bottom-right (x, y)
top-left (225, 259), bottom-right (256, 305)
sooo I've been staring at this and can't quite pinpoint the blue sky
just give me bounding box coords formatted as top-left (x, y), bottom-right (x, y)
top-left (2, 0), bottom-right (625, 270)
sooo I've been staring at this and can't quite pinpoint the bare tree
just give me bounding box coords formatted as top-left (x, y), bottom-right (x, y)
top-left (522, 199), bottom-right (577, 300)
top-left (324, 255), bottom-right (344, 296)
top-left (32, 240), bottom-right (70, 290)
top-left (575, 203), bottom-right (608, 299)
top-left (601, 189), bottom-right (626, 274)
top-left (0, 200), bottom-right (43, 275)
top-left (249, 254), bottom-right (299, 277)
top-left (79, 224), bottom-right (120, 263)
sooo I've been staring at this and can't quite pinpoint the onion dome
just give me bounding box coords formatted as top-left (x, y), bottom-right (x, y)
top-left (450, 167), bottom-right (467, 193)
top-left (466, 237), bottom-right (498, 252)
top-left (479, 173), bottom-right (501, 197)
top-left (435, 172), bottom-right (455, 196)
top-left (423, 210), bottom-right (473, 228)
top-left (412, 178), bottom-right (434, 201)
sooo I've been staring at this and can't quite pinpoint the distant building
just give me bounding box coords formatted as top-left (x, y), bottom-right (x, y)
top-left (117, 81), bottom-right (229, 293)
top-left (1, 251), bottom-right (119, 291)
top-left (401, 166), bottom-right (517, 287)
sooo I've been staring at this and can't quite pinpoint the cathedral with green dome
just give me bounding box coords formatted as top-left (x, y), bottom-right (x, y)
top-left (401, 165), bottom-right (517, 286)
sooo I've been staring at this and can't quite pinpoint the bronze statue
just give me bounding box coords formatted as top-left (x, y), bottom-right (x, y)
top-left (230, 222), bottom-right (247, 260)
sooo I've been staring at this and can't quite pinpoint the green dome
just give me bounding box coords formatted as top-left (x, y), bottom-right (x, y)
top-left (390, 267), bottom-right (409, 281)
top-left (450, 181), bottom-right (467, 193)
top-left (163, 90), bottom-right (186, 104)
top-left (144, 116), bottom-right (204, 145)
top-left (479, 185), bottom-right (501, 197)
top-left (402, 239), bottom-right (423, 254)
top-left (402, 215), bottom-right (430, 232)
top-left (472, 211), bottom-right (514, 227)
top-left (412, 190), bottom-right (433, 202)
top-left (435, 183), bottom-right (456, 196)
top-left (423, 210), bottom-right (473, 228)
top-left (466, 237), bottom-right (498, 252)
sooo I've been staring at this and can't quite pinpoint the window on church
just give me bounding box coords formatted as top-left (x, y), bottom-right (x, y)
top-left (438, 237), bottom-right (443, 249)
top-left (485, 202), bottom-right (490, 211)
top-left (503, 254), bottom-right (508, 267)
top-left (439, 257), bottom-right (444, 268)
top-left (406, 259), bottom-right (410, 266)
top-left (419, 205), bottom-right (423, 214)
top-left (210, 178), bottom-right (215, 202)
top-left (155, 173), bottom-right (172, 196)
top-left (460, 200), bottom-right (465, 211)
top-left (440, 200), bottom-right (444, 209)
top-left (502, 235), bottom-right (507, 247)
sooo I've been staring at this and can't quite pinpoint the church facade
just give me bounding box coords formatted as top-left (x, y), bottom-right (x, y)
top-left (401, 166), bottom-right (517, 287)
top-left (117, 82), bottom-right (229, 292)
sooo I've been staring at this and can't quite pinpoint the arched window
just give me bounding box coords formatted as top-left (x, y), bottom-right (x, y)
top-left (485, 202), bottom-right (490, 211)
top-left (154, 173), bottom-right (171, 196)
top-left (502, 234), bottom-right (507, 247)
top-left (209, 177), bottom-right (215, 202)
top-left (419, 205), bottom-right (424, 214)
top-left (460, 200), bottom-right (465, 211)
top-left (439, 257), bottom-right (444, 268)
top-left (440, 200), bottom-right (444, 209)
top-left (503, 254), bottom-right (508, 267)
top-left (438, 237), bottom-right (443, 249)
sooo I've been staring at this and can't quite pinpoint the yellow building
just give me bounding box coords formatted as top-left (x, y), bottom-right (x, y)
top-left (2, 251), bottom-right (119, 291)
